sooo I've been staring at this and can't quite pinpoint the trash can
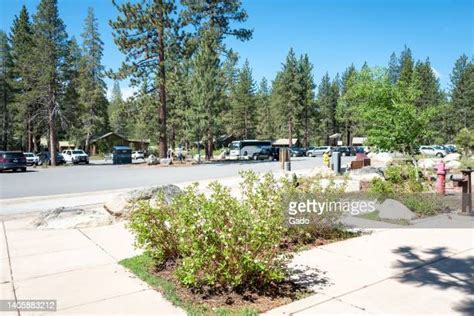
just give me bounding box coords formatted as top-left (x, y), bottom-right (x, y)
top-left (112, 146), bottom-right (132, 164)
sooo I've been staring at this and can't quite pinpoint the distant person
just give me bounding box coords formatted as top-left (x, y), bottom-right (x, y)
top-left (323, 151), bottom-right (330, 167)
top-left (177, 146), bottom-right (183, 162)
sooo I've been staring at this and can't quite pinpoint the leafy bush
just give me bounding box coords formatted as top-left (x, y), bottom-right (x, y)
top-left (369, 164), bottom-right (423, 194)
top-left (398, 193), bottom-right (444, 216)
top-left (129, 171), bottom-right (288, 289)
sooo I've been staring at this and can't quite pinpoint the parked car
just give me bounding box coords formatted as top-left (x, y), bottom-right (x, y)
top-left (62, 149), bottom-right (89, 164)
top-left (251, 147), bottom-right (272, 160)
top-left (333, 146), bottom-right (355, 156)
top-left (289, 147), bottom-right (306, 157)
top-left (37, 152), bottom-right (66, 165)
top-left (132, 151), bottom-right (145, 160)
top-left (23, 152), bottom-right (39, 166)
top-left (444, 144), bottom-right (457, 153)
top-left (0, 151), bottom-right (27, 172)
top-left (307, 146), bottom-right (332, 157)
top-left (419, 145), bottom-right (447, 157)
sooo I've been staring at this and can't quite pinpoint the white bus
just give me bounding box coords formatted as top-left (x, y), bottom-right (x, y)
top-left (227, 140), bottom-right (272, 160)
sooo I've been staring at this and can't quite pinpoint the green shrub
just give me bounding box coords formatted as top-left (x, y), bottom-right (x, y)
top-left (398, 193), bottom-right (444, 216)
top-left (129, 171), bottom-right (288, 289)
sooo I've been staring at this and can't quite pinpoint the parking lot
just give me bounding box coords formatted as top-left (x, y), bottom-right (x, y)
top-left (0, 156), bottom-right (352, 199)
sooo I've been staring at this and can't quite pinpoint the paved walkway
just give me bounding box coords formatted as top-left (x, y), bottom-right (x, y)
top-left (1, 211), bottom-right (473, 315)
top-left (1, 218), bottom-right (185, 315)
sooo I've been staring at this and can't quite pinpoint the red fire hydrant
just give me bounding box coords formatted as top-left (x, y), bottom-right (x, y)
top-left (436, 161), bottom-right (446, 195)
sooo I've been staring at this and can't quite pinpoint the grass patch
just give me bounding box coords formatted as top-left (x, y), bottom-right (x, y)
top-left (121, 255), bottom-right (262, 316)
top-left (357, 211), bottom-right (411, 226)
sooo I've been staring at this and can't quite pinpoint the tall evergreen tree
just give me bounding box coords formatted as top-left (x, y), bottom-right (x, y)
top-left (79, 7), bottom-right (108, 151)
top-left (317, 73), bottom-right (337, 145)
top-left (337, 64), bottom-right (357, 145)
top-left (110, 0), bottom-right (178, 158)
top-left (10, 6), bottom-right (36, 151)
top-left (398, 45), bottom-right (414, 87)
top-left (255, 77), bottom-right (275, 139)
top-left (450, 56), bottom-right (474, 130)
top-left (273, 48), bottom-right (301, 147)
top-left (388, 52), bottom-right (399, 84)
top-left (412, 58), bottom-right (442, 109)
top-left (0, 31), bottom-right (15, 150)
top-left (230, 59), bottom-right (256, 139)
top-left (31, 0), bottom-right (69, 165)
top-left (108, 81), bottom-right (129, 136)
top-left (298, 54), bottom-right (316, 147)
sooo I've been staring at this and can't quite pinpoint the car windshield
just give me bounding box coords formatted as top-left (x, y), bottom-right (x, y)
top-left (4, 152), bottom-right (24, 158)
top-left (229, 143), bottom-right (240, 150)
top-left (24, 153), bottom-right (34, 157)
top-left (73, 150), bottom-right (84, 154)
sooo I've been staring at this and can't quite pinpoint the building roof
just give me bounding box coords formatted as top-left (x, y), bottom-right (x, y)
top-left (272, 138), bottom-right (299, 146)
top-left (352, 137), bottom-right (367, 144)
top-left (91, 132), bottom-right (128, 143)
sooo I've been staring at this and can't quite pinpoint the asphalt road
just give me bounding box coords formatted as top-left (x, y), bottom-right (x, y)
top-left (0, 157), bottom-right (351, 199)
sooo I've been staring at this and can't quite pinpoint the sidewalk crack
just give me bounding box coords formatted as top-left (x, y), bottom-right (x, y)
top-left (77, 228), bottom-right (117, 261)
top-left (2, 221), bottom-right (20, 316)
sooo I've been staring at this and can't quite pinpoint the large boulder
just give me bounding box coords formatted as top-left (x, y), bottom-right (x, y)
top-left (443, 153), bottom-right (461, 162)
top-left (378, 199), bottom-right (417, 220)
top-left (32, 207), bottom-right (113, 229)
top-left (349, 166), bottom-right (384, 181)
top-left (368, 152), bottom-right (394, 168)
top-left (308, 165), bottom-right (335, 178)
top-left (418, 158), bottom-right (437, 169)
top-left (160, 158), bottom-right (172, 166)
top-left (445, 160), bottom-right (462, 170)
top-left (104, 185), bottom-right (181, 216)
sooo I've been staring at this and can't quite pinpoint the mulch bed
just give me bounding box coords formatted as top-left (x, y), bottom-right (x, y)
top-left (149, 260), bottom-right (313, 313)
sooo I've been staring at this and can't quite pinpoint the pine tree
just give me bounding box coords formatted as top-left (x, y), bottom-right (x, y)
top-left (337, 64), bottom-right (357, 145)
top-left (189, 28), bottom-right (225, 160)
top-left (109, 81), bottom-right (129, 136)
top-left (388, 52), bottom-right (399, 84)
top-left (10, 6), bottom-right (36, 151)
top-left (273, 48), bottom-right (301, 147)
top-left (317, 73), bottom-right (337, 145)
top-left (398, 45), bottom-right (414, 87)
top-left (79, 7), bottom-right (108, 151)
top-left (31, 0), bottom-right (69, 165)
top-left (412, 58), bottom-right (442, 109)
top-left (110, 0), bottom-right (178, 158)
top-left (0, 31), bottom-right (15, 150)
top-left (450, 56), bottom-right (474, 130)
top-left (255, 77), bottom-right (275, 139)
top-left (230, 59), bottom-right (256, 139)
top-left (298, 54), bottom-right (316, 147)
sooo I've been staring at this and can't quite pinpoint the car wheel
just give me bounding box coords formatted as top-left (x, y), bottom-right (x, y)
top-left (436, 153), bottom-right (443, 158)
top-left (21, 167), bottom-right (26, 172)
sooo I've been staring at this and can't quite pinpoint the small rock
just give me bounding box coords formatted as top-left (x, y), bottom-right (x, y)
top-left (368, 152), bottom-right (394, 168)
top-left (104, 185), bottom-right (181, 216)
top-left (160, 158), bottom-right (172, 165)
top-left (349, 167), bottom-right (384, 181)
top-left (443, 153), bottom-right (461, 162)
top-left (147, 155), bottom-right (159, 165)
top-left (378, 199), bottom-right (416, 220)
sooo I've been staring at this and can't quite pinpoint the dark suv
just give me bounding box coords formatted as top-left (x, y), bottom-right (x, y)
top-left (37, 152), bottom-right (66, 166)
top-left (0, 151), bottom-right (27, 172)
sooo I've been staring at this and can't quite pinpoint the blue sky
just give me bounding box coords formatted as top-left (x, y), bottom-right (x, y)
top-left (1, 0), bottom-right (472, 98)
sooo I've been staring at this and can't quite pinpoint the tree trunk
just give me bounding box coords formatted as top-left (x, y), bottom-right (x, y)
top-left (157, 6), bottom-right (167, 159)
top-left (49, 110), bottom-right (57, 166)
top-left (288, 120), bottom-right (293, 147)
top-left (206, 127), bottom-right (213, 161)
top-left (27, 117), bottom-right (33, 152)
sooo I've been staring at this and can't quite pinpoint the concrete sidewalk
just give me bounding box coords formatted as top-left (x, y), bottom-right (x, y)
top-left (266, 220), bottom-right (474, 315)
top-left (1, 218), bottom-right (185, 315)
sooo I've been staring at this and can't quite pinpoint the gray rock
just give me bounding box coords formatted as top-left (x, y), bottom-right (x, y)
top-left (349, 166), bottom-right (384, 181)
top-left (32, 207), bottom-right (113, 229)
top-left (378, 199), bottom-right (417, 220)
top-left (160, 158), bottom-right (172, 166)
top-left (104, 185), bottom-right (181, 216)
top-left (147, 154), bottom-right (159, 165)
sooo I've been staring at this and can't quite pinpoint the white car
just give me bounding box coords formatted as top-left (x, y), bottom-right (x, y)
top-left (419, 146), bottom-right (446, 157)
top-left (23, 152), bottom-right (38, 166)
top-left (307, 146), bottom-right (332, 157)
top-left (62, 149), bottom-right (89, 164)
top-left (132, 151), bottom-right (145, 160)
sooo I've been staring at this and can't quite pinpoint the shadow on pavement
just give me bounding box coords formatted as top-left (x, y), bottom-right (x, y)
top-left (392, 246), bottom-right (474, 315)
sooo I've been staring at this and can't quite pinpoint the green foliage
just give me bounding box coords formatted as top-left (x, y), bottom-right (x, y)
top-left (369, 164), bottom-right (423, 194)
top-left (455, 128), bottom-right (474, 155)
top-left (0, 31), bottom-right (15, 150)
top-left (129, 171), bottom-right (288, 289)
